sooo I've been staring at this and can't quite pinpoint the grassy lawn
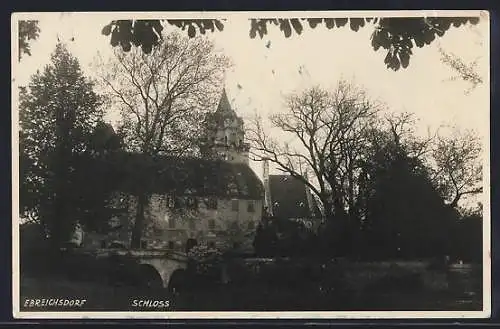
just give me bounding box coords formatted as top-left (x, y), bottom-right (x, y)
top-left (19, 273), bottom-right (482, 312)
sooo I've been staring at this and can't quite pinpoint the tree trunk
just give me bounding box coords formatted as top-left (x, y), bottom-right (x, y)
top-left (131, 192), bottom-right (148, 249)
top-left (322, 199), bottom-right (334, 222)
top-left (51, 106), bottom-right (73, 252)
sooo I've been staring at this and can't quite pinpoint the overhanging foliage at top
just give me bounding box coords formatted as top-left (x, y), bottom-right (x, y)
top-left (101, 17), bottom-right (480, 71)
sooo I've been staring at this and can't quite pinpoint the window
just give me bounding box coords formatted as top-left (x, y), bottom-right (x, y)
top-left (168, 241), bottom-right (174, 250)
top-left (189, 220), bottom-right (196, 231)
top-left (186, 197), bottom-right (197, 209)
top-left (153, 227), bottom-right (163, 237)
top-left (207, 198), bottom-right (218, 210)
top-left (247, 201), bottom-right (255, 213)
top-left (174, 197), bottom-right (184, 209)
top-left (186, 238), bottom-right (198, 253)
top-left (248, 221), bottom-right (255, 230)
top-left (231, 200), bottom-right (239, 212)
top-left (208, 241), bottom-right (215, 249)
top-left (208, 219), bottom-right (216, 230)
top-left (168, 215), bottom-right (176, 229)
top-left (230, 221), bottom-right (239, 231)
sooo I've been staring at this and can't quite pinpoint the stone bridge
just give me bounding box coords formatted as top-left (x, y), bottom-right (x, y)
top-left (92, 249), bottom-right (189, 291)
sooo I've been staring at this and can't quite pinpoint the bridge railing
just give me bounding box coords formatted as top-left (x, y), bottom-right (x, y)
top-left (69, 247), bottom-right (188, 262)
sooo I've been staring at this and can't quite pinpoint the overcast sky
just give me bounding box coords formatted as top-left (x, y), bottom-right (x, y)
top-left (12, 11), bottom-right (489, 181)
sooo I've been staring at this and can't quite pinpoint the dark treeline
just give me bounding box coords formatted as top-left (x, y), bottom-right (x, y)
top-left (251, 133), bottom-right (483, 262)
top-left (253, 198), bottom-right (482, 263)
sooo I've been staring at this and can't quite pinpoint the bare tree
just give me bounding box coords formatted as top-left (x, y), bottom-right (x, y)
top-left (247, 80), bottom-right (380, 222)
top-left (95, 31), bottom-right (231, 248)
top-left (383, 112), bottom-right (439, 160)
top-left (96, 31), bottom-right (231, 156)
top-left (431, 128), bottom-right (483, 209)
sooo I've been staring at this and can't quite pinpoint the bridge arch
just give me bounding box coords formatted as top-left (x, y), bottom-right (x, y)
top-left (137, 264), bottom-right (164, 288)
top-left (167, 268), bottom-right (189, 294)
top-left (137, 257), bottom-right (188, 289)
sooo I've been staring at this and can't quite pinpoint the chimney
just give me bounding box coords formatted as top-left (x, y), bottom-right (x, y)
top-left (263, 158), bottom-right (273, 216)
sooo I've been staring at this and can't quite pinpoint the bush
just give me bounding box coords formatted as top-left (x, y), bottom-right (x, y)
top-left (187, 245), bottom-right (224, 277)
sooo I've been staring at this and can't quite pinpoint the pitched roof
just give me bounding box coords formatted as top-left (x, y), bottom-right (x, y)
top-left (268, 175), bottom-right (320, 219)
top-left (98, 152), bottom-right (263, 199)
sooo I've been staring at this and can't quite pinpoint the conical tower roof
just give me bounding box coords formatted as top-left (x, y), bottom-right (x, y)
top-left (216, 88), bottom-right (234, 114)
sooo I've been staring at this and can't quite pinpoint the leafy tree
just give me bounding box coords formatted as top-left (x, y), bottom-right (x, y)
top-left (95, 30), bottom-right (230, 248)
top-left (362, 134), bottom-right (452, 259)
top-left (86, 121), bottom-right (124, 156)
top-left (101, 16), bottom-right (479, 71)
top-left (253, 217), bottom-right (317, 257)
top-left (18, 20), bottom-right (40, 61)
top-left (19, 43), bottom-right (104, 249)
top-left (70, 122), bottom-right (125, 234)
top-left (452, 203), bottom-right (482, 262)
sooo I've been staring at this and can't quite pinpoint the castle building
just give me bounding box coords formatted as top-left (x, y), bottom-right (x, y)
top-left (82, 89), bottom-right (263, 253)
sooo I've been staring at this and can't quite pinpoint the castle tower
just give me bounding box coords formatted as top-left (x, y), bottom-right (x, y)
top-left (204, 89), bottom-right (250, 164)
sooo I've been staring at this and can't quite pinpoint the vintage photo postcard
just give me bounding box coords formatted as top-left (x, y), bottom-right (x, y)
top-left (11, 10), bottom-right (490, 319)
